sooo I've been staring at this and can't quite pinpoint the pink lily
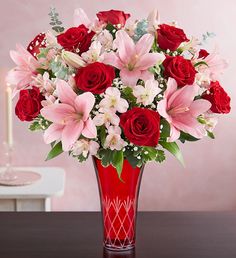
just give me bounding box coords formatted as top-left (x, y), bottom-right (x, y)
top-left (6, 44), bottom-right (40, 90)
top-left (41, 79), bottom-right (97, 151)
top-left (104, 30), bottom-right (165, 86)
top-left (157, 78), bottom-right (211, 142)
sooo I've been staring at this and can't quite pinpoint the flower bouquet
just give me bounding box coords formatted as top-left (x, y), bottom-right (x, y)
top-left (6, 7), bottom-right (231, 251)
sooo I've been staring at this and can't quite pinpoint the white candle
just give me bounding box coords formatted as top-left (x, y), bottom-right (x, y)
top-left (6, 85), bottom-right (13, 147)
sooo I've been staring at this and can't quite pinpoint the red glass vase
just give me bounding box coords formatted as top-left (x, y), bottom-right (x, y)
top-left (93, 157), bottom-right (144, 251)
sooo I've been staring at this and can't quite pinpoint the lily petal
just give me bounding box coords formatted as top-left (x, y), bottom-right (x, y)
top-left (114, 30), bottom-right (135, 64)
top-left (56, 79), bottom-right (77, 105)
top-left (41, 103), bottom-right (75, 124)
top-left (61, 120), bottom-right (84, 151)
top-left (43, 124), bottom-right (64, 144)
top-left (82, 118), bottom-right (97, 138)
top-left (136, 33), bottom-right (154, 56)
top-left (189, 99), bottom-right (211, 117)
top-left (73, 8), bottom-right (91, 27)
top-left (136, 53), bottom-right (163, 70)
top-left (120, 69), bottom-right (141, 87)
top-left (74, 92), bottom-right (95, 120)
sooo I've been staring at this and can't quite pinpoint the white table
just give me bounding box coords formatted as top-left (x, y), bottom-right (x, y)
top-left (0, 167), bottom-right (65, 211)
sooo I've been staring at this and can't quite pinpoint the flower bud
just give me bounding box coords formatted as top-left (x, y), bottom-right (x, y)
top-left (61, 50), bottom-right (86, 68)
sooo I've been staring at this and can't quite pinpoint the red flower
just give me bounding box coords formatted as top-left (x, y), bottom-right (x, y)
top-left (202, 81), bottom-right (231, 114)
top-left (27, 33), bottom-right (46, 58)
top-left (75, 62), bottom-right (115, 94)
top-left (15, 87), bottom-right (43, 121)
top-left (157, 24), bottom-right (188, 51)
top-left (57, 25), bottom-right (95, 54)
top-left (120, 107), bottom-right (160, 147)
top-left (198, 49), bottom-right (209, 59)
top-left (163, 55), bottom-right (196, 87)
top-left (96, 9), bottom-right (130, 27)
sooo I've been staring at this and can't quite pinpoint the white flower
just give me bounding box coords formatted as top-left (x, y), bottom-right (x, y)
top-left (32, 72), bottom-right (55, 95)
top-left (81, 41), bottom-right (104, 63)
top-left (72, 139), bottom-right (99, 157)
top-left (133, 79), bottom-right (160, 106)
top-left (104, 126), bottom-right (127, 150)
top-left (96, 29), bottom-right (113, 51)
top-left (201, 113), bottom-right (218, 132)
top-left (93, 110), bottom-right (120, 128)
top-left (99, 87), bottom-right (129, 113)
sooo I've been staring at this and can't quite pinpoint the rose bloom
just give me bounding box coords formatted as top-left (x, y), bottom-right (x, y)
top-left (202, 81), bottom-right (231, 114)
top-left (198, 49), bottom-right (209, 59)
top-left (157, 24), bottom-right (188, 51)
top-left (75, 62), bottom-right (115, 94)
top-left (15, 86), bottom-right (43, 121)
top-left (57, 25), bottom-right (95, 54)
top-left (120, 107), bottom-right (160, 147)
top-left (96, 9), bottom-right (130, 27)
top-left (163, 55), bottom-right (196, 87)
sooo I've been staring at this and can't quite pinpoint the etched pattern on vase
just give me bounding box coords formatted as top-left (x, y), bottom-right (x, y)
top-left (102, 196), bottom-right (136, 248)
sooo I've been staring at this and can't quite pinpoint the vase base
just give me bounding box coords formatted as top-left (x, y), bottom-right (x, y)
top-left (103, 246), bottom-right (135, 257)
top-left (104, 244), bottom-right (135, 252)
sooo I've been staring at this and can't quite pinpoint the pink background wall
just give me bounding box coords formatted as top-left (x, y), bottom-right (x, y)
top-left (0, 0), bottom-right (235, 211)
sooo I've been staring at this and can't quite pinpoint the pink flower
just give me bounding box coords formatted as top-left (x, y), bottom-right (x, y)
top-left (157, 78), bottom-right (211, 141)
top-left (104, 126), bottom-right (127, 150)
top-left (104, 30), bottom-right (165, 86)
top-left (41, 79), bottom-right (97, 151)
top-left (99, 87), bottom-right (128, 113)
top-left (6, 44), bottom-right (40, 90)
top-left (71, 139), bottom-right (99, 157)
top-left (195, 47), bottom-right (228, 85)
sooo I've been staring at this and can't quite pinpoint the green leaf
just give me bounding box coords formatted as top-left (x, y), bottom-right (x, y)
top-left (207, 130), bottom-right (215, 139)
top-left (155, 150), bottom-right (165, 163)
top-left (97, 149), bottom-right (113, 167)
top-left (179, 132), bottom-right (199, 143)
top-left (160, 141), bottom-right (185, 166)
top-left (194, 61), bottom-right (208, 67)
top-left (99, 126), bottom-right (106, 147)
top-left (106, 23), bottom-right (117, 38)
top-left (112, 151), bottom-right (124, 180)
top-left (160, 119), bottom-right (170, 139)
top-left (46, 142), bottom-right (63, 161)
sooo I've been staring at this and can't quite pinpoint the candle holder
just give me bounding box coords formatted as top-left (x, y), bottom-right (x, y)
top-left (0, 142), bottom-right (41, 186)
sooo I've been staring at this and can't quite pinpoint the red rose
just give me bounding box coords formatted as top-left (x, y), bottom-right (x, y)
top-left (202, 81), bottom-right (231, 114)
top-left (75, 62), bottom-right (115, 94)
top-left (157, 24), bottom-right (188, 51)
top-left (96, 9), bottom-right (130, 26)
top-left (120, 107), bottom-right (160, 147)
top-left (163, 55), bottom-right (196, 87)
top-left (27, 33), bottom-right (46, 58)
top-left (15, 87), bottom-right (43, 121)
top-left (198, 49), bottom-right (209, 59)
top-left (57, 25), bottom-right (95, 54)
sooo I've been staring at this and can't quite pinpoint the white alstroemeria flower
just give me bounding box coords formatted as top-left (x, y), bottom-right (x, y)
top-left (96, 29), bottom-right (113, 51)
top-left (81, 41), bottom-right (104, 63)
top-left (72, 139), bottom-right (99, 158)
top-left (93, 110), bottom-right (120, 128)
top-left (133, 79), bottom-right (160, 106)
top-left (99, 87), bottom-right (129, 113)
top-left (104, 126), bottom-right (127, 151)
